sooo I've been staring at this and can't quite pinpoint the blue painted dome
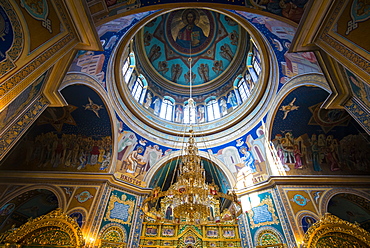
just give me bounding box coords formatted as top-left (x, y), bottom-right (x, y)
top-left (140, 9), bottom-right (244, 88)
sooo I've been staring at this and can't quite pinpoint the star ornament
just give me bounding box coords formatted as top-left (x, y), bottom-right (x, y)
top-left (37, 105), bottom-right (77, 132)
top-left (83, 97), bottom-right (104, 118)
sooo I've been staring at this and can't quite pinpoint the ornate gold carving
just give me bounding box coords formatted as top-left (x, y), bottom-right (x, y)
top-left (257, 230), bottom-right (281, 246)
top-left (248, 196), bottom-right (279, 229)
top-left (102, 226), bottom-right (126, 243)
top-left (320, 0), bottom-right (370, 75)
top-left (140, 222), bottom-right (242, 247)
top-left (3, 208), bottom-right (85, 247)
top-left (104, 193), bottom-right (135, 225)
top-left (302, 213), bottom-right (370, 248)
top-left (0, 95), bottom-right (49, 159)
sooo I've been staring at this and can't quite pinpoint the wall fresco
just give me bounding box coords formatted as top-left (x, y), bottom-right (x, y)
top-left (0, 70), bottom-right (48, 129)
top-left (346, 69), bottom-right (370, 110)
top-left (271, 86), bottom-right (370, 175)
top-left (0, 84), bottom-right (113, 172)
top-left (245, 0), bottom-right (309, 23)
top-left (0, 0), bottom-right (23, 78)
top-left (334, 0), bottom-right (370, 54)
top-left (328, 193), bottom-right (370, 232)
top-left (69, 11), bottom-right (157, 90)
top-left (14, 0), bottom-right (62, 52)
top-left (144, 9), bottom-right (240, 86)
top-left (233, 11), bottom-right (321, 89)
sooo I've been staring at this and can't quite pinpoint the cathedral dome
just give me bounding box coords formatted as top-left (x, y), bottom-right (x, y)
top-left (113, 8), bottom-right (272, 145)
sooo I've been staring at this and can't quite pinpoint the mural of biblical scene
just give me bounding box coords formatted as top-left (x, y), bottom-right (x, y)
top-left (234, 11), bottom-right (320, 87)
top-left (0, 70), bottom-right (48, 129)
top-left (346, 69), bottom-right (370, 110)
top-left (115, 116), bottom-right (173, 187)
top-left (69, 11), bottom-right (155, 89)
top-left (271, 86), bottom-right (370, 176)
top-left (240, 191), bottom-right (287, 247)
top-left (328, 193), bottom-right (370, 232)
top-left (0, 189), bottom-right (58, 233)
top-left (245, 0), bottom-right (310, 23)
top-left (144, 9), bottom-right (241, 86)
top-left (209, 123), bottom-right (269, 189)
top-left (99, 190), bottom-right (136, 246)
top-left (0, 84), bottom-right (113, 172)
top-left (334, 0), bottom-right (370, 54)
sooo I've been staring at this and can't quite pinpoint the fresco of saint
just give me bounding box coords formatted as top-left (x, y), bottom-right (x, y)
top-left (175, 10), bottom-right (208, 49)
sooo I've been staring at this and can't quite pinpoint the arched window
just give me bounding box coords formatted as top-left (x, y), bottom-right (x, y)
top-left (247, 39), bottom-right (261, 84)
top-left (238, 77), bottom-right (250, 103)
top-left (184, 100), bottom-right (196, 124)
top-left (206, 97), bottom-right (220, 121)
top-left (123, 52), bottom-right (135, 83)
top-left (160, 97), bottom-right (174, 121)
top-left (132, 76), bottom-right (143, 102)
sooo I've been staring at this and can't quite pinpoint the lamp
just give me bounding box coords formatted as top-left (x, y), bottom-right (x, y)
top-left (142, 129), bottom-right (242, 224)
top-left (141, 43), bottom-right (242, 225)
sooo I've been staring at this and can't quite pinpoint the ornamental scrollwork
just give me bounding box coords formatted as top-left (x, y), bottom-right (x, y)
top-left (104, 193), bottom-right (135, 225)
top-left (302, 213), bottom-right (370, 248)
top-left (248, 195), bottom-right (279, 229)
top-left (3, 208), bottom-right (85, 247)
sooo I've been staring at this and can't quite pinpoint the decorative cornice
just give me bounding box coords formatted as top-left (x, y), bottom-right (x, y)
top-left (0, 95), bottom-right (49, 160)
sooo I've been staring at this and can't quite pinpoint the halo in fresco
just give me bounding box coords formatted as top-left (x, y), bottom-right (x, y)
top-left (166, 9), bottom-right (215, 55)
top-left (146, 9), bottom-right (240, 86)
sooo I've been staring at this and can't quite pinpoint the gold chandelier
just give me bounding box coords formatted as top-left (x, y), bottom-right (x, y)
top-left (141, 42), bottom-right (241, 225)
top-left (141, 129), bottom-right (242, 225)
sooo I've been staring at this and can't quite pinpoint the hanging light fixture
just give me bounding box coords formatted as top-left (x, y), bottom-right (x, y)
top-left (141, 37), bottom-right (242, 225)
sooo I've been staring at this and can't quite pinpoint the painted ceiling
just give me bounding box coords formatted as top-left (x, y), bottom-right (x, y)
top-left (142, 9), bottom-right (243, 87)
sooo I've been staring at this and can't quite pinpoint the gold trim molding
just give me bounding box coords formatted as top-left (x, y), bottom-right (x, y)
top-left (302, 213), bottom-right (370, 248)
top-left (2, 208), bottom-right (85, 247)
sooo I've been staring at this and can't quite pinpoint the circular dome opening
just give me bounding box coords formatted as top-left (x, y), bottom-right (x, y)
top-left (113, 8), bottom-right (272, 144)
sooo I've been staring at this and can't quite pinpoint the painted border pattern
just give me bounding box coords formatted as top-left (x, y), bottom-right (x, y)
top-left (0, 0), bottom-right (24, 77)
top-left (320, 0), bottom-right (370, 74)
top-left (0, 95), bottom-right (49, 159)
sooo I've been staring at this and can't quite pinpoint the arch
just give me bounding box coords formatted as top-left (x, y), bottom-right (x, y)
top-left (302, 213), bottom-right (370, 248)
top-left (0, 184), bottom-right (66, 212)
top-left (98, 223), bottom-right (127, 247)
top-left (60, 73), bottom-right (118, 173)
top-left (67, 207), bottom-right (88, 229)
top-left (254, 226), bottom-right (285, 247)
top-left (265, 73), bottom-right (329, 140)
top-left (143, 150), bottom-right (236, 189)
top-left (319, 188), bottom-right (370, 216)
top-left (2, 208), bottom-right (85, 247)
top-left (296, 211), bottom-right (319, 236)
